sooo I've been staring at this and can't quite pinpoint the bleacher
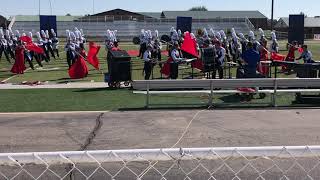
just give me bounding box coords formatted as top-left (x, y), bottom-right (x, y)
top-left (12, 19), bottom-right (252, 41)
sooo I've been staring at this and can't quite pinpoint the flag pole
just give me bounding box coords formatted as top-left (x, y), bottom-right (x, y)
top-left (72, 49), bottom-right (102, 73)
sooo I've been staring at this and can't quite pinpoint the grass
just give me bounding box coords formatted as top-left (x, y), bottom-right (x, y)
top-left (0, 88), bottom-right (307, 112)
top-left (1, 40), bottom-right (320, 83)
top-left (0, 40), bottom-right (320, 112)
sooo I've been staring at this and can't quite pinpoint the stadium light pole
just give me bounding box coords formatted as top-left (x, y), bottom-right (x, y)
top-left (93, 0), bottom-right (95, 14)
top-left (38, 0), bottom-right (41, 15)
top-left (49, 0), bottom-right (53, 15)
top-left (271, 0), bottom-right (274, 30)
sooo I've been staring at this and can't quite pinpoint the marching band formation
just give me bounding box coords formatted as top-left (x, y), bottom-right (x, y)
top-left (137, 27), bottom-right (283, 80)
top-left (0, 25), bottom-right (315, 81)
top-left (64, 28), bottom-right (86, 68)
top-left (0, 27), bottom-right (61, 70)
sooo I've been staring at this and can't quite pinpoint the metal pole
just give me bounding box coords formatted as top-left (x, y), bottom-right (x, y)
top-left (39, 0), bottom-right (41, 15)
top-left (92, 0), bottom-right (95, 14)
top-left (49, 0), bottom-right (53, 15)
top-left (271, 0), bottom-right (274, 30)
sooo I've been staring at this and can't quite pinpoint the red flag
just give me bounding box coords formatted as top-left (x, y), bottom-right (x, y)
top-left (237, 88), bottom-right (256, 93)
top-left (271, 52), bottom-right (286, 61)
top-left (68, 53), bottom-right (89, 79)
top-left (181, 32), bottom-right (199, 58)
top-left (181, 32), bottom-right (203, 71)
top-left (20, 36), bottom-right (44, 54)
top-left (20, 36), bottom-right (32, 44)
top-left (11, 46), bottom-right (26, 74)
top-left (87, 42), bottom-right (101, 70)
top-left (191, 59), bottom-right (204, 71)
top-left (25, 43), bottom-right (44, 54)
top-left (160, 58), bottom-right (173, 77)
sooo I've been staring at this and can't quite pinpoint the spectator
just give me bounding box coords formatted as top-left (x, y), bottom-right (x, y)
top-left (296, 45), bottom-right (314, 64)
top-left (241, 42), bottom-right (264, 78)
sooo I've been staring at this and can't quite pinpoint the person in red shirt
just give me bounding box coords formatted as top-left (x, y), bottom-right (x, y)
top-left (283, 41), bottom-right (298, 73)
top-left (258, 38), bottom-right (270, 77)
top-left (11, 40), bottom-right (26, 74)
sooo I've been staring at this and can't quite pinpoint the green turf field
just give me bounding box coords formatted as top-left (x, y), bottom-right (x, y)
top-left (0, 40), bottom-right (319, 112)
top-left (0, 88), bottom-right (307, 112)
top-left (1, 40), bottom-right (320, 83)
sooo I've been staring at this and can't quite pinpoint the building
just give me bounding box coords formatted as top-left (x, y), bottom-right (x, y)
top-left (83, 9), bottom-right (268, 29)
top-left (10, 9), bottom-right (268, 40)
top-left (275, 17), bottom-right (320, 39)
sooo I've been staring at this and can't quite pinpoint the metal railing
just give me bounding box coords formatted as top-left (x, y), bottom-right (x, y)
top-left (0, 146), bottom-right (320, 179)
top-left (245, 17), bottom-right (255, 30)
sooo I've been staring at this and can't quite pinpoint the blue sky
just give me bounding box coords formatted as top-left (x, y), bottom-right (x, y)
top-left (0, 0), bottom-right (318, 19)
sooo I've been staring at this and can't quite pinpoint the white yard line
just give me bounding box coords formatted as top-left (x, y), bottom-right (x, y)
top-left (1, 51), bottom-right (65, 83)
top-left (1, 65), bottom-right (37, 83)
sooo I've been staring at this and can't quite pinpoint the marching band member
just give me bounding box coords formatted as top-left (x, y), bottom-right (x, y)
top-left (10, 39), bottom-right (26, 74)
top-left (209, 28), bottom-right (218, 45)
top-left (258, 28), bottom-right (266, 45)
top-left (177, 29), bottom-right (184, 44)
top-left (138, 29), bottom-right (146, 58)
top-left (65, 30), bottom-right (76, 68)
top-left (170, 42), bottom-right (184, 79)
top-left (80, 29), bottom-right (86, 44)
top-left (34, 32), bottom-right (45, 66)
top-left (5, 30), bottom-right (15, 60)
top-left (0, 29), bottom-right (11, 63)
top-left (105, 29), bottom-right (113, 51)
top-left (248, 31), bottom-right (260, 52)
top-left (40, 30), bottom-right (50, 61)
top-left (46, 30), bottom-right (56, 59)
top-left (152, 30), bottom-right (162, 66)
top-left (238, 33), bottom-right (249, 54)
top-left (22, 37), bottom-right (35, 70)
top-left (220, 30), bottom-right (230, 61)
top-left (171, 29), bottom-right (179, 45)
top-left (202, 28), bottom-right (211, 48)
top-left (51, 29), bottom-right (60, 58)
top-left (143, 44), bottom-right (154, 80)
top-left (214, 31), bottom-right (222, 45)
top-left (230, 29), bottom-right (241, 62)
top-left (213, 41), bottom-right (226, 79)
top-left (270, 31), bottom-right (279, 53)
top-left (27, 32), bottom-right (35, 63)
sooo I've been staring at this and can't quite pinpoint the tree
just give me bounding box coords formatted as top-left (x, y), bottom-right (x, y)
top-left (66, 13), bottom-right (71, 16)
top-left (189, 6), bottom-right (208, 11)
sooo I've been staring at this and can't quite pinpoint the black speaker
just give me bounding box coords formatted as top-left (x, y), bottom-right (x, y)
top-left (40, 15), bottom-right (57, 37)
top-left (107, 50), bottom-right (131, 82)
top-left (201, 47), bottom-right (216, 72)
top-left (289, 15), bottom-right (304, 44)
top-left (177, 16), bottom-right (192, 33)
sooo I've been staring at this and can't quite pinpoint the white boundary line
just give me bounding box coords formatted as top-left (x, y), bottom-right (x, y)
top-left (0, 110), bottom-right (109, 115)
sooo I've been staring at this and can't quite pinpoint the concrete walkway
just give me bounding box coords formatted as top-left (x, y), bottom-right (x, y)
top-left (0, 82), bottom-right (110, 89)
top-left (0, 109), bottom-right (319, 153)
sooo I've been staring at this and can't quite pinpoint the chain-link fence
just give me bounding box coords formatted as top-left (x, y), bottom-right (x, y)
top-left (1, 146), bottom-right (320, 179)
